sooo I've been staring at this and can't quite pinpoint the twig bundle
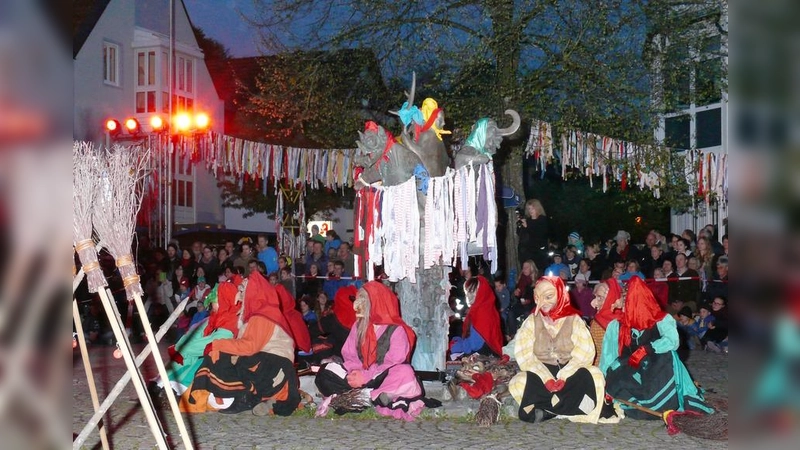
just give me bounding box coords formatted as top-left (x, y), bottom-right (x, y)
top-left (328, 388), bottom-right (372, 414)
top-left (72, 141), bottom-right (107, 292)
top-left (92, 145), bottom-right (150, 300)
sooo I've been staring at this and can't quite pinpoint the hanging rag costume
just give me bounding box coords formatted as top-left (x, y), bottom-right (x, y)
top-left (315, 281), bottom-right (427, 421)
top-left (509, 277), bottom-right (621, 424)
top-left (180, 271), bottom-right (301, 415)
top-left (599, 277), bottom-right (714, 419)
top-left (159, 278), bottom-right (241, 395)
top-left (449, 276), bottom-right (504, 356)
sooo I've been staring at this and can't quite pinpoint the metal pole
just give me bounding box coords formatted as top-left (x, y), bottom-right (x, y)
top-left (167, 0), bottom-right (175, 246)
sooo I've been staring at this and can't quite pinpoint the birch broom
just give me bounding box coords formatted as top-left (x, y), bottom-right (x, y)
top-left (92, 144), bottom-right (194, 450)
top-left (72, 141), bottom-right (107, 292)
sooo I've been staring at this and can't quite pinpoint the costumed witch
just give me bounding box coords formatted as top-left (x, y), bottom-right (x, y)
top-left (152, 275), bottom-right (243, 397)
top-left (315, 281), bottom-right (432, 421)
top-left (509, 277), bottom-right (621, 424)
top-left (317, 286), bottom-right (359, 358)
top-left (588, 279), bottom-right (625, 366)
top-left (179, 271), bottom-right (303, 416)
top-left (599, 276), bottom-right (714, 419)
top-left (449, 276), bottom-right (504, 357)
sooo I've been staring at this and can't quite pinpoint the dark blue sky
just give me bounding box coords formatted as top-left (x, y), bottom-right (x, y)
top-left (184, 0), bottom-right (261, 57)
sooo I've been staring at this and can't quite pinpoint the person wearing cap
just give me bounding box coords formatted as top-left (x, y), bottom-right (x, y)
top-left (567, 231), bottom-right (585, 254)
top-left (599, 277), bottom-right (714, 419)
top-left (606, 230), bottom-right (643, 268)
top-left (544, 253), bottom-right (570, 280)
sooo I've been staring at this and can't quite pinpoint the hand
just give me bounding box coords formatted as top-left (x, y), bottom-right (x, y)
top-left (628, 346), bottom-right (650, 369)
top-left (545, 378), bottom-right (565, 392)
top-left (346, 370), bottom-right (365, 388)
top-left (167, 345), bottom-right (184, 365)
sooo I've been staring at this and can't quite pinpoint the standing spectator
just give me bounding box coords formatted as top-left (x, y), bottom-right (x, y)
top-left (256, 234), bottom-right (279, 276)
top-left (191, 241), bottom-right (204, 264)
top-left (668, 253), bottom-right (700, 312)
top-left (570, 272), bottom-right (595, 321)
top-left (224, 240), bottom-right (238, 261)
top-left (647, 267), bottom-right (670, 310)
top-left (310, 224), bottom-right (326, 245)
top-left (576, 259), bottom-right (592, 282)
top-left (544, 253), bottom-right (570, 280)
top-left (233, 241), bottom-right (256, 276)
top-left (701, 225), bottom-right (724, 256)
top-left (301, 263), bottom-right (324, 297)
top-left (180, 248), bottom-right (198, 281)
top-left (695, 236), bottom-right (715, 283)
top-left (618, 260), bottom-right (645, 284)
top-left (641, 245), bottom-right (666, 278)
top-left (584, 243), bottom-right (606, 281)
top-left (511, 260), bottom-right (537, 325)
top-left (494, 277), bottom-right (512, 335)
top-left (516, 199), bottom-right (549, 272)
top-left (337, 242), bottom-right (356, 280)
top-left (606, 230), bottom-right (642, 267)
top-left (304, 240), bottom-right (328, 275)
top-left (661, 259), bottom-right (676, 278)
top-left (567, 231), bottom-right (585, 254)
top-left (675, 237), bottom-right (693, 258)
top-left (324, 230), bottom-right (342, 258)
top-left (681, 229), bottom-right (697, 253)
top-left (563, 245), bottom-right (581, 279)
top-left (166, 243), bottom-right (181, 281)
top-left (323, 261), bottom-right (349, 301)
top-left (704, 255), bottom-right (728, 302)
top-left (197, 246), bottom-right (219, 287)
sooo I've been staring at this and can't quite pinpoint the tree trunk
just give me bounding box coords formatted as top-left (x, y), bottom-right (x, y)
top-left (396, 264), bottom-right (450, 372)
top-left (503, 146), bottom-right (525, 275)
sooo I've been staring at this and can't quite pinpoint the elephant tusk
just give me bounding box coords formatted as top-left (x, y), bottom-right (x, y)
top-left (496, 109), bottom-right (521, 136)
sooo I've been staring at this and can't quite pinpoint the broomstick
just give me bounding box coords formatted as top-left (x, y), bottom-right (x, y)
top-left (614, 397), bottom-right (725, 439)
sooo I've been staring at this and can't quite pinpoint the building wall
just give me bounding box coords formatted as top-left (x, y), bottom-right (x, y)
top-left (73, 0), bottom-right (135, 143)
top-left (74, 0), bottom-right (225, 228)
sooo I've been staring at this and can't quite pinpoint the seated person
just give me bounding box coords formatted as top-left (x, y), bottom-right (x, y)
top-left (153, 277), bottom-right (242, 396)
top-left (180, 271), bottom-right (303, 416)
top-left (316, 286), bottom-right (358, 358)
top-left (315, 281), bottom-right (426, 421)
top-left (509, 277), bottom-right (621, 424)
top-left (449, 276), bottom-right (504, 357)
top-left (701, 296), bottom-right (728, 353)
top-left (599, 277), bottom-right (714, 419)
top-left (588, 279), bottom-right (624, 365)
top-left (569, 272), bottom-right (595, 322)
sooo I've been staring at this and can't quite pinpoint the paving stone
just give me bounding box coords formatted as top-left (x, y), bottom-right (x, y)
top-left (73, 343), bottom-right (728, 449)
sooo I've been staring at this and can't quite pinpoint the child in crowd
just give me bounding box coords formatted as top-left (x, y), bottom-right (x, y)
top-left (569, 272), bottom-right (595, 322)
top-left (494, 277), bottom-right (512, 338)
top-left (696, 303), bottom-right (716, 342)
top-left (563, 245), bottom-right (581, 279)
top-left (544, 253), bottom-right (570, 280)
top-left (676, 306), bottom-right (700, 350)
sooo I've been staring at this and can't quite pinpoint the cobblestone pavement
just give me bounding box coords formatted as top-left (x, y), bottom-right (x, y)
top-left (74, 342), bottom-right (728, 449)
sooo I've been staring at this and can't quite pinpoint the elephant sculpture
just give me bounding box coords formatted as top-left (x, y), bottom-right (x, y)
top-left (454, 110), bottom-right (521, 169)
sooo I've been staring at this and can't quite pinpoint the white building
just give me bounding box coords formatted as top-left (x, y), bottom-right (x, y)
top-left (651, 0), bottom-right (728, 238)
top-left (74, 0), bottom-right (226, 241)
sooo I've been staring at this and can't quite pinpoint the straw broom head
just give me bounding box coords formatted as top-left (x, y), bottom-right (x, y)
top-left (92, 144), bottom-right (150, 300)
top-left (72, 141), bottom-right (107, 292)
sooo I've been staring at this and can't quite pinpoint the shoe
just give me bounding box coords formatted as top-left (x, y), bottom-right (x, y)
top-left (533, 408), bottom-right (555, 423)
top-left (218, 400), bottom-right (251, 415)
top-left (706, 341), bottom-right (722, 353)
top-left (374, 392), bottom-right (391, 407)
top-left (252, 399), bottom-right (275, 416)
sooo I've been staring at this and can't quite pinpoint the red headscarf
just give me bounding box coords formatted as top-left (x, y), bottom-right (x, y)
top-left (619, 276), bottom-right (667, 354)
top-left (274, 284), bottom-right (312, 353)
top-left (594, 278), bottom-right (624, 329)
top-left (333, 286), bottom-right (358, 329)
top-left (535, 276), bottom-right (580, 321)
top-left (242, 271), bottom-right (292, 337)
top-left (203, 282), bottom-right (239, 337)
top-left (462, 276), bottom-right (503, 356)
top-left (359, 281), bottom-right (416, 369)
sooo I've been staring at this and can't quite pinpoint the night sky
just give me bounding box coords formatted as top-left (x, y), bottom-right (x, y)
top-left (184, 0), bottom-right (262, 57)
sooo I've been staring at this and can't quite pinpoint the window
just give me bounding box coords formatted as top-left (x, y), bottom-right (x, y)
top-left (696, 108), bottom-right (721, 148)
top-left (103, 42), bottom-right (119, 86)
top-left (665, 115), bottom-right (691, 151)
top-left (135, 50), bottom-right (158, 113)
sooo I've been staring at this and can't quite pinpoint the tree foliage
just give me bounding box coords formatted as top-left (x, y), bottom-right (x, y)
top-left (242, 0), bottom-right (724, 250)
